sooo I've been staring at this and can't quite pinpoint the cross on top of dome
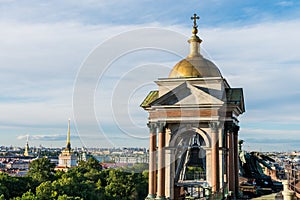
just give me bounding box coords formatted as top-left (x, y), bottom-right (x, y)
top-left (190, 13), bottom-right (200, 35)
top-left (191, 13), bottom-right (200, 28)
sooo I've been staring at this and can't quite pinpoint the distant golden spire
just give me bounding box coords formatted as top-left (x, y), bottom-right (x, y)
top-left (24, 134), bottom-right (29, 156)
top-left (66, 119), bottom-right (71, 150)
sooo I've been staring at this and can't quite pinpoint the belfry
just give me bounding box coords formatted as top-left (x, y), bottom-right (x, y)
top-left (141, 14), bottom-right (245, 200)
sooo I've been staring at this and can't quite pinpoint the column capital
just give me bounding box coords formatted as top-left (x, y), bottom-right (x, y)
top-left (234, 125), bottom-right (240, 134)
top-left (225, 122), bottom-right (240, 134)
top-left (209, 121), bottom-right (219, 132)
top-left (185, 123), bottom-right (193, 130)
top-left (225, 122), bottom-right (232, 133)
top-left (157, 122), bottom-right (166, 133)
top-left (147, 123), bottom-right (157, 134)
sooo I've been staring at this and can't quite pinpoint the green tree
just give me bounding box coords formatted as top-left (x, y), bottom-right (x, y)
top-left (52, 170), bottom-right (96, 199)
top-left (0, 182), bottom-right (9, 199)
top-left (122, 163), bottom-right (148, 173)
top-left (105, 169), bottom-right (137, 200)
top-left (12, 190), bottom-right (38, 200)
top-left (36, 181), bottom-right (56, 200)
top-left (134, 171), bottom-right (148, 199)
top-left (27, 157), bottom-right (55, 183)
top-left (0, 172), bottom-right (33, 199)
top-left (77, 157), bottom-right (102, 172)
top-left (103, 168), bottom-right (148, 200)
top-left (57, 194), bottom-right (83, 200)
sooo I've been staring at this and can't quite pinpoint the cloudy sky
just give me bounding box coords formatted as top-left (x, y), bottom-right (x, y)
top-left (0, 0), bottom-right (299, 151)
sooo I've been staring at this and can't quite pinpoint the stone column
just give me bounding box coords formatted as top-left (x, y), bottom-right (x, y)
top-left (210, 122), bottom-right (219, 193)
top-left (227, 130), bottom-right (235, 195)
top-left (146, 123), bottom-right (157, 200)
top-left (164, 148), bottom-right (173, 199)
top-left (164, 128), bottom-right (172, 199)
top-left (282, 180), bottom-right (295, 200)
top-left (233, 125), bottom-right (240, 197)
top-left (156, 122), bottom-right (166, 200)
top-left (219, 130), bottom-right (224, 190)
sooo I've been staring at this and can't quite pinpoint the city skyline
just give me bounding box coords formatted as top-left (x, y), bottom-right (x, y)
top-left (0, 0), bottom-right (300, 151)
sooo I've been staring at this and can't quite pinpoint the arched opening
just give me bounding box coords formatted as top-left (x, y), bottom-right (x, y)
top-left (174, 131), bottom-right (206, 181)
top-left (171, 129), bottom-right (210, 199)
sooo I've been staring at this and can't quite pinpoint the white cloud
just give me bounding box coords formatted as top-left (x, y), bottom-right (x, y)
top-left (240, 128), bottom-right (300, 152)
top-left (202, 20), bottom-right (300, 108)
top-left (276, 1), bottom-right (294, 7)
top-left (17, 134), bottom-right (68, 141)
top-left (0, 8), bottom-right (300, 149)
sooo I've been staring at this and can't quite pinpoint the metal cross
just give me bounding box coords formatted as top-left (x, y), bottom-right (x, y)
top-left (191, 13), bottom-right (200, 28)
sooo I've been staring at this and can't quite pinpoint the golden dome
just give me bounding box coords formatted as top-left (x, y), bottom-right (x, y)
top-left (168, 13), bottom-right (222, 79)
top-left (168, 57), bottom-right (221, 78)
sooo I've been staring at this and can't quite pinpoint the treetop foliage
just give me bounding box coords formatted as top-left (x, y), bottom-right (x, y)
top-left (0, 157), bottom-right (148, 200)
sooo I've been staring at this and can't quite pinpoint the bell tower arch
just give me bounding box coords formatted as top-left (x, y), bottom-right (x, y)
top-left (169, 127), bottom-right (211, 148)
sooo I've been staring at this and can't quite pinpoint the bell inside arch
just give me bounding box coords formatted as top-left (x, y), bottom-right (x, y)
top-left (177, 134), bottom-right (206, 182)
top-left (174, 133), bottom-right (208, 199)
top-left (186, 135), bottom-right (204, 167)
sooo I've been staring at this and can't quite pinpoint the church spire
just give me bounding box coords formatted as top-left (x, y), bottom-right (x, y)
top-left (24, 134), bottom-right (29, 156)
top-left (66, 118), bottom-right (71, 150)
top-left (187, 13), bottom-right (202, 58)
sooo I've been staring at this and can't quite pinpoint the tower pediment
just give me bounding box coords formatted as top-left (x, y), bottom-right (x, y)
top-left (143, 82), bottom-right (224, 108)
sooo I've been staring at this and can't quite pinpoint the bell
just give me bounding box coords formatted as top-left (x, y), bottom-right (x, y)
top-left (186, 136), bottom-right (204, 167)
top-left (175, 134), bottom-right (206, 183)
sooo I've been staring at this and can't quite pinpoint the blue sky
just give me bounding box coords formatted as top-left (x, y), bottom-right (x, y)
top-left (0, 0), bottom-right (300, 151)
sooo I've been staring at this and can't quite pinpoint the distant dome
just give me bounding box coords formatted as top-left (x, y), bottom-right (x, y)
top-left (168, 56), bottom-right (222, 78)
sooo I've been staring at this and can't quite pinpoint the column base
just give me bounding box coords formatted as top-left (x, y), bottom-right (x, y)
top-left (224, 191), bottom-right (236, 200)
top-left (145, 194), bottom-right (156, 200)
top-left (282, 191), bottom-right (295, 200)
top-left (155, 196), bottom-right (166, 200)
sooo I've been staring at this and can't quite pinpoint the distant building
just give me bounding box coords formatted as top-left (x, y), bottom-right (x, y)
top-left (55, 119), bottom-right (77, 171)
top-left (77, 149), bottom-right (92, 162)
top-left (6, 160), bottom-right (29, 170)
top-left (24, 135), bottom-right (30, 156)
top-left (112, 153), bottom-right (149, 164)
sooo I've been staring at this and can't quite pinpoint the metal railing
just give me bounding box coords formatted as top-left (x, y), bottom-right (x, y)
top-left (286, 164), bottom-right (300, 198)
top-left (185, 171), bottom-right (206, 181)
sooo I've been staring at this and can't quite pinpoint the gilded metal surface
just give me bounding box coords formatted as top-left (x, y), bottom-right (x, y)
top-left (168, 57), bottom-right (222, 78)
top-left (169, 59), bottom-right (201, 78)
